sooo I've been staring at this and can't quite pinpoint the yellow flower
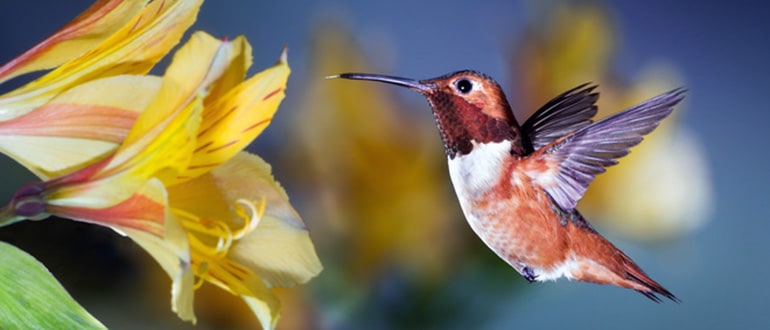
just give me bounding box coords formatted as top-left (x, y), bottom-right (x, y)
top-left (0, 0), bottom-right (201, 179)
top-left (289, 23), bottom-right (463, 284)
top-left (1, 32), bottom-right (321, 329)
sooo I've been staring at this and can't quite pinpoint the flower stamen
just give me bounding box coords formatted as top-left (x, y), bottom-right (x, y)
top-left (172, 197), bottom-right (266, 271)
top-left (232, 197), bottom-right (266, 240)
top-left (193, 262), bottom-right (209, 289)
top-left (173, 208), bottom-right (232, 257)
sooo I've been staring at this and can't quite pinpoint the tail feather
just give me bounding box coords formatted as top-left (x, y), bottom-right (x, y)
top-left (625, 268), bottom-right (681, 303)
top-left (568, 211), bottom-right (679, 303)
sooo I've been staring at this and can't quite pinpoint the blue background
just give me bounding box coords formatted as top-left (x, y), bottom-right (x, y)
top-left (0, 1), bottom-right (768, 329)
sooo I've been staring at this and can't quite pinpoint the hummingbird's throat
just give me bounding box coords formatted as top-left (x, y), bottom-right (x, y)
top-left (428, 93), bottom-right (519, 159)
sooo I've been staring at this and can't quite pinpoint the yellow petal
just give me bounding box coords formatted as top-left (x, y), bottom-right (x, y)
top-left (170, 152), bottom-right (322, 287)
top-left (48, 96), bottom-right (202, 209)
top-left (121, 31), bottom-right (234, 151)
top-left (0, 0), bottom-right (145, 84)
top-left (120, 224), bottom-right (195, 323)
top-left (203, 35), bottom-right (253, 108)
top-left (165, 152), bottom-right (320, 327)
top-left (0, 75), bottom-right (159, 179)
top-left (193, 253), bottom-right (280, 330)
top-left (45, 31), bottom-right (240, 213)
top-left (0, 0), bottom-right (202, 120)
top-left (243, 295), bottom-right (280, 330)
top-left (166, 170), bottom-right (284, 327)
top-left (0, 137), bottom-right (115, 182)
top-left (221, 154), bottom-right (321, 286)
top-left (48, 173), bottom-right (198, 322)
top-left (97, 31), bottom-right (238, 185)
top-left (177, 48), bottom-right (290, 182)
top-left (111, 179), bottom-right (196, 323)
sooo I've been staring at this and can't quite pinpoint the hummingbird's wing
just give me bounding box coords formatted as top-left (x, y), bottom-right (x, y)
top-left (530, 88), bottom-right (686, 211)
top-left (520, 84), bottom-right (599, 154)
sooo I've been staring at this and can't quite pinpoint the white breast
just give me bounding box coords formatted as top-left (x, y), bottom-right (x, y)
top-left (446, 141), bottom-right (512, 233)
top-left (446, 140), bottom-right (550, 275)
top-left (446, 140), bottom-right (511, 201)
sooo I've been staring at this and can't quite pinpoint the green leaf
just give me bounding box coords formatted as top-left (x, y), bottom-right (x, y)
top-left (0, 241), bottom-right (106, 329)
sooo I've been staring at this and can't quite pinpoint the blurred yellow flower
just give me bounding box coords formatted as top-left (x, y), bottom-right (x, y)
top-left (287, 23), bottom-right (464, 285)
top-left (511, 2), bottom-right (711, 240)
top-left (1, 32), bottom-right (321, 329)
top-left (0, 0), bottom-right (201, 179)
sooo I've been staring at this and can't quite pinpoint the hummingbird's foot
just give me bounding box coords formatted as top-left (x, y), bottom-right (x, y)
top-left (522, 266), bottom-right (538, 283)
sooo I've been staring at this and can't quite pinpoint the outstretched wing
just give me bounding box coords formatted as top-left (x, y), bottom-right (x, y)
top-left (520, 84), bottom-right (599, 154)
top-left (530, 88), bottom-right (686, 211)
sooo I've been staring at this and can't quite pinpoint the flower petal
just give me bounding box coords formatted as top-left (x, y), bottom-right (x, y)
top-left (177, 48), bottom-right (290, 182)
top-left (193, 253), bottom-right (280, 330)
top-left (47, 174), bottom-right (167, 236)
top-left (111, 179), bottom-right (196, 323)
top-left (120, 31), bottom-right (235, 152)
top-left (0, 0), bottom-right (145, 84)
top-left (203, 35), bottom-right (253, 108)
top-left (243, 295), bottom-right (280, 330)
top-left (0, 75), bottom-right (159, 179)
top-left (44, 31), bottom-right (244, 224)
top-left (170, 152), bottom-right (322, 287)
top-left (128, 224), bottom-right (196, 323)
top-left (0, 0), bottom-right (202, 120)
top-left (45, 94), bottom-right (202, 210)
top-left (166, 170), bottom-right (284, 327)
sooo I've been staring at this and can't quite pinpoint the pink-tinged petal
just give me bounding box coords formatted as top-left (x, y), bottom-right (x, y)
top-left (0, 0), bottom-right (202, 120)
top-left (46, 96), bottom-right (202, 209)
top-left (45, 153), bottom-right (113, 188)
top-left (0, 103), bottom-right (137, 142)
top-left (37, 32), bottom-right (239, 221)
top-left (47, 178), bottom-right (166, 236)
top-left (0, 75), bottom-right (158, 179)
top-left (42, 33), bottom-right (241, 218)
top-left (110, 178), bottom-right (196, 323)
top-left (0, 0), bottom-right (145, 84)
top-left (33, 177), bottom-right (197, 322)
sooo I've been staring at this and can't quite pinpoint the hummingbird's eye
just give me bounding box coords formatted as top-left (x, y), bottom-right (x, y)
top-left (455, 78), bottom-right (473, 94)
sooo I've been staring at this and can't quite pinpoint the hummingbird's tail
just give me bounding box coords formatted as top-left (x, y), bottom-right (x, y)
top-left (614, 249), bottom-right (680, 303)
top-left (567, 212), bottom-right (680, 303)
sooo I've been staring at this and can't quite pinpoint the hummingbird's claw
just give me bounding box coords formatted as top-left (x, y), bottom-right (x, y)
top-left (523, 266), bottom-right (538, 283)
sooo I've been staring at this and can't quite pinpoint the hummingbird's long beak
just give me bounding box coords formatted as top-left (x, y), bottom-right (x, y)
top-left (328, 73), bottom-right (434, 93)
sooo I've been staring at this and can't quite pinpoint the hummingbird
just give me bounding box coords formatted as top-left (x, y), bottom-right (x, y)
top-left (331, 70), bottom-right (684, 302)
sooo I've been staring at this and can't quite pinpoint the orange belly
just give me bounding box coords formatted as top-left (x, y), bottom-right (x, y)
top-left (465, 173), bottom-right (571, 274)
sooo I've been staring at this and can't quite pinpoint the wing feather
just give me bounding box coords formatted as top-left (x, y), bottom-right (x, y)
top-left (533, 88), bottom-right (686, 211)
top-left (521, 83), bottom-right (599, 153)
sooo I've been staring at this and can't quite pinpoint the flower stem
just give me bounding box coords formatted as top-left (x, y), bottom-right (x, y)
top-left (0, 204), bottom-right (25, 228)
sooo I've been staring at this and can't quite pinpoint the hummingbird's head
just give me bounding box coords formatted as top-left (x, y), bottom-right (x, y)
top-left (333, 70), bottom-right (521, 158)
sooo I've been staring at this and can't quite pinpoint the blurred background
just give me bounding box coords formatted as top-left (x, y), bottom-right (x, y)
top-left (0, 0), bottom-right (768, 329)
